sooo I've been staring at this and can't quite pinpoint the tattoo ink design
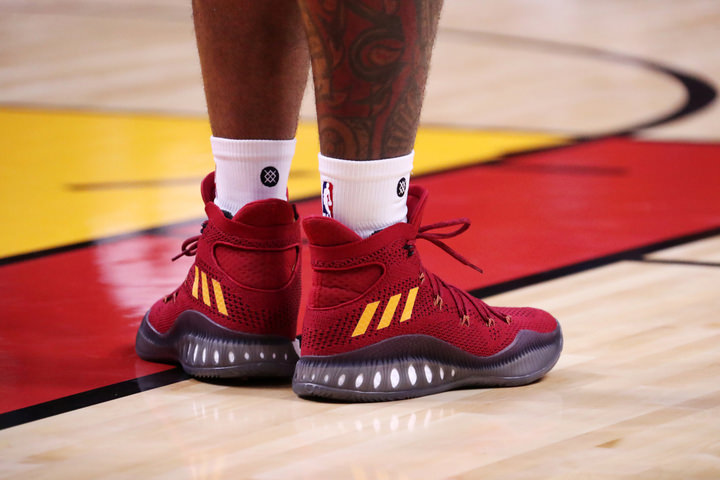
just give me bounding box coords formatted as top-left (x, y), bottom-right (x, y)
top-left (300, 0), bottom-right (442, 159)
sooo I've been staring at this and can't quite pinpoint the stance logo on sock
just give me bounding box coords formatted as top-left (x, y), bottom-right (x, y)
top-left (396, 177), bottom-right (407, 197)
top-left (321, 181), bottom-right (334, 217)
top-left (260, 166), bottom-right (279, 187)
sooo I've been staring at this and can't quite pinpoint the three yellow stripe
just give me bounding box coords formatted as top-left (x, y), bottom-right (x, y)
top-left (191, 266), bottom-right (228, 316)
top-left (351, 287), bottom-right (418, 337)
top-left (191, 267), bottom-right (419, 327)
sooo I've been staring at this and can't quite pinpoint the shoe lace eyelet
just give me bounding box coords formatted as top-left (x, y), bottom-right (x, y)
top-left (163, 291), bottom-right (178, 303)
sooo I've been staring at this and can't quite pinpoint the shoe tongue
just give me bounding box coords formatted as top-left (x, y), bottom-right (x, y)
top-left (233, 199), bottom-right (296, 227)
top-left (406, 185), bottom-right (429, 228)
top-left (200, 172), bottom-right (217, 204)
top-left (303, 217), bottom-right (362, 246)
top-left (304, 185), bottom-right (430, 246)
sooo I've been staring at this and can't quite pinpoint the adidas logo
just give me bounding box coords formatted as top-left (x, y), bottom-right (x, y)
top-left (191, 266), bottom-right (228, 316)
top-left (351, 287), bottom-right (419, 337)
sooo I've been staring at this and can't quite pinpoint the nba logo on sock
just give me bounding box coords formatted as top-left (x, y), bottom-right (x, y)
top-left (321, 181), bottom-right (334, 217)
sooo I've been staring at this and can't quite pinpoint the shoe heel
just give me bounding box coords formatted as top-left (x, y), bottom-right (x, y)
top-left (177, 333), bottom-right (298, 378)
top-left (136, 311), bottom-right (299, 379)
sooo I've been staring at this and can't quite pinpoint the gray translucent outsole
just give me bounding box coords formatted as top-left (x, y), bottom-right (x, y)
top-left (136, 311), bottom-right (298, 379)
top-left (292, 326), bottom-right (563, 402)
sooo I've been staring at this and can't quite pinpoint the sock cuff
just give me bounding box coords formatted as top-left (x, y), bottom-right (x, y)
top-left (318, 152), bottom-right (414, 237)
top-left (211, 137), bottom-right (295, 214)
top-left (318, 151), bottom-right (414, 181)
top-left (211, 136), bottom-right (297, 160)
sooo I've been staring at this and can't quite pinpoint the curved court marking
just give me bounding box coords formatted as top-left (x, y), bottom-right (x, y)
top-left (0, 27), bottom-right (715, 264)
top-left (1, 28), bottom-right (715, 263)
top-left (440, 28), bottom-right (717, 137)
top-left (0, 32), bottom-right (717, 429)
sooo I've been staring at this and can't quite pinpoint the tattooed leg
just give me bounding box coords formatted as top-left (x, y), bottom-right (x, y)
top-left (193, 0), bottom-right (310, 139)
top-left (298, 0), bottom-right (443, 160)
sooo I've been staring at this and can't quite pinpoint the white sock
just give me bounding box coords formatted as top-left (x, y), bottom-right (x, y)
top-left (318, 151), bottom-right (414, 238)
top-left (211, 136), bottom-right (295, 215)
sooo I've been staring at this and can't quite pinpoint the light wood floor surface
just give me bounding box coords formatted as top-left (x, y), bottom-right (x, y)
top-left (2, 236), bottom-right (719, 479)
top-left (1, 1), bottom-right (719, 478)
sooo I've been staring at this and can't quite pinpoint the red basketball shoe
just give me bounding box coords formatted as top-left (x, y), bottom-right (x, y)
top-left (136, 173), bottom-right (301, 378)
top-left (293, 185), bottom-right (562, 401)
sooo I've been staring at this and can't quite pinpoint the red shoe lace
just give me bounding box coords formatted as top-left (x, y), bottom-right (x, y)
top-left (163, 222), bottom-right (206, 302)
top-left (170, 221), bottom-right (207, 262)
top-left (171, 235), bottom-right (201, 261)
top-left (409, 218), bottom-right (511, 327)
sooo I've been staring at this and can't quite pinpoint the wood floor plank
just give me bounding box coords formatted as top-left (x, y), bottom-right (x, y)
top-left (2, 247), bottom-right (718, 479)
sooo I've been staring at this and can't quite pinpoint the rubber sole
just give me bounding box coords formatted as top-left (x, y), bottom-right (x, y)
top-left (292, 325), bottom-right (563, 402)
top-left (135, 311), bottom-right (298, 379)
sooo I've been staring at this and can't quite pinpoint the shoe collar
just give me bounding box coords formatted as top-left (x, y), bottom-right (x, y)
top-left (200, 172), bottom-right (299, 240)
top-left (204, 171), bottom-right (428, 229)
top-left (406, 185), bottom-right (429, 230)
top-left (303, 184), bottom-right (430, 254)
top-left (200, 171), bottom-right (217, 204)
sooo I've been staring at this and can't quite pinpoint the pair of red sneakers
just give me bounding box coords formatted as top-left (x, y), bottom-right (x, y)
top-left (136, 173), bottom-right (562, 401)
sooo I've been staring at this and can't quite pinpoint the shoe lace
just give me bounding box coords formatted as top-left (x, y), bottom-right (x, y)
top-left (407, 218), bottom-right (511, 327)
top-left (170, 221), bottom-right (207, 262)
top-left (163, 221), bottom-right (207, 302)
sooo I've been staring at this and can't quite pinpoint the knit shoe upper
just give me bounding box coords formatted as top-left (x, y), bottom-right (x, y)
top-left (136, 172), bottom-right (301, 378)
top-left (294, 185), bottom-right (562, 401)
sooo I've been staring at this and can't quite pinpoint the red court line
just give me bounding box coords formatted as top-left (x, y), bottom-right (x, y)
top-left (1, 137), bottom-right (719, 414)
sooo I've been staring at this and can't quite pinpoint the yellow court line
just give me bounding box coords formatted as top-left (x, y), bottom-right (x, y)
top-left (0, 108), bottom-right (568, 258)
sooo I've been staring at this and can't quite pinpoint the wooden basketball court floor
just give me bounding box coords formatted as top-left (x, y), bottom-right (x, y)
top-left (1, 1), bottom-right (719, 478)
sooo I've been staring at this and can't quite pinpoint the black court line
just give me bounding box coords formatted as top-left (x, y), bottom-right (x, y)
top-left (0, 139), bottom-right (598, 268)
top-left (1, 224), bottom-right (718, 430)
top-left (440, 28), bottom-right (717, 138)
top-left (481, 162), bottom-right (627, 176)
top-left (0, 369), bottom-right (189, 430)
top-left (633, 258), bottom-right (720, 269)
top-left (4, 134), bottom-right (718, 267)
top-left (0, 31), bottom-right (715, 266)
top-left (67, 176), bottom-right (202, 191)
top-left (52, 29), bottom-right (720, 192)
top-left (66, 169), bottom-right (318, 191)
top-left (0, 32), bottom-right (717, 429)
top-left (0, 219), bottom-right (203, 267)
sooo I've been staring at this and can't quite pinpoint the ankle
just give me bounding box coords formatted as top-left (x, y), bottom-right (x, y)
top-left (212, 137), bottom-right (295, 215)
